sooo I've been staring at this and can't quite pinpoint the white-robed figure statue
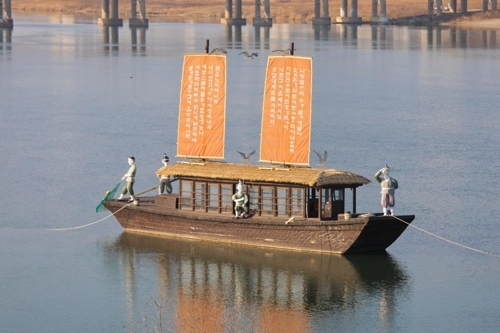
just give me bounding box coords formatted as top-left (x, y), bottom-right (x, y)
top-left (375, 164), bottom-right (398, 216)
top-left (232, 180), bottom-right (249, 218)
top-left (118, 155), bottom-right (137, 201)
top-left (158, 153), bottom-right (172, 194)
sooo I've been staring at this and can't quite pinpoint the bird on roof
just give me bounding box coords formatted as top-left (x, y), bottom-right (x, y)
top-left (209, 47), bottom-right (227, 54)
top-left (237, 150), bottom-right (256, 164)
top-left (238, 51), bottom-right (258, 60)
top-left (313, 150), bottom-right (328, 168)
top-left (271, 48), bottom-right (291, 55)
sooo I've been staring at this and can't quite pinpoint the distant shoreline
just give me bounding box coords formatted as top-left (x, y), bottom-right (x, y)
top-left (9, 1), bottom-right (500, 27)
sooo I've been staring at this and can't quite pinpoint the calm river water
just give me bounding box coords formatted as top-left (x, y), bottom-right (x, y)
top-left (1, 14), bottom-right (500, 333)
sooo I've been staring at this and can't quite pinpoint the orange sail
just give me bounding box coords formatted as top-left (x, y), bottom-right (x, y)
top-left (260, 56), bottom-right (312, 166)
top-left (177, 54), bottom-right (226, 159)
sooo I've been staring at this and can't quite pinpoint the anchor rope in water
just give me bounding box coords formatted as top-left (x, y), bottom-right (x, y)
top-left (48, 203), bottom-right (133, 231)
top-left (48, 185), bottom-right (159, 231)
top-left (392, 215), bottom-right (500, 258)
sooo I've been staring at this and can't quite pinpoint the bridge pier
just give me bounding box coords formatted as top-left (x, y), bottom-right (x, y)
top-left (253, 0), bottom-right (272, 26)
top-left (98, 0), bottom-right (123, 27)
top-left (130, 0), bottom-right (148, 27)
top-left (221, 0), bottom-right (247, 25)
top-left (483, 0), bottom-right (498, 11)
top-left (1, 0), bottom-right (13, 28)
top-left (371, 0), bottom-right (389, 23)
top-left (336, 0), bottom-right (362, 24)
top-left (312, 0), bottom-right (331, 25)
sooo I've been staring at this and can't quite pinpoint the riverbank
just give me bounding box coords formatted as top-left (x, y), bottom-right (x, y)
top-left (10, 0), bottom-right (500, 26)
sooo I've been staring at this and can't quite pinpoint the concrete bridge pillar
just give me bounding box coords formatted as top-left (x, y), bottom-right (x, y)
top-left (222, 0), bottom-right (247, 25)
top-left (99, 0), bottom-right (123, 26)
top-left (460, 0), bottom-right (468, 13)
top-left (313, 0), bottom-right (331, 25)
top-left (447, 0), bottom-right (457, 12)
top-left (1, 0), bottom-right (14, 28)
top-left (336, 0), bottom-right (362, 23)
top-left (483, 0), bottom-right (497, 11)
top-left (371, 0), bottom-right (389, 23)
top-left (130, 0), bottom-right (148, 27)
top-left (254, 0), bottom-right (272, 26)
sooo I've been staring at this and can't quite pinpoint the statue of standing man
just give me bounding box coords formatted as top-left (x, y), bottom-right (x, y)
top-left (158, 153), bottom-right (172, 194)
top-left (118, 155), bottom-right (137, 202)
top-left (375, 164), bottom-right (398, 216)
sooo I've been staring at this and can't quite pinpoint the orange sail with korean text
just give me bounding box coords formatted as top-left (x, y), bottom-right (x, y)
top-left (177, 54), bottom-right (226, 159)
top-left (260, 56), bottom-right (312, 166)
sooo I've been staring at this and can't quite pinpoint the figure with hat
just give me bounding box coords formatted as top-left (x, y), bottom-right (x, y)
top-left (118, 155), bottom-right (137, 201)
top-left (158, 153), bottom-right (172, 194)
top-left (375, 164), bottom-right (398, 216)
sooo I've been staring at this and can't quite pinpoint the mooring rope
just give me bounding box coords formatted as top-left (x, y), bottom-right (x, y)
top-left (48, 203), bottom-right (133, 231)
top-left (392, 215), bottom-right (500, 258)
top-left (48, 185), bottom-right (159, 231)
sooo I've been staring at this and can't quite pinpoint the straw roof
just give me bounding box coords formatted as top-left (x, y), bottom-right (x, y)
top-left (157, 162), bottom-right (371, 187)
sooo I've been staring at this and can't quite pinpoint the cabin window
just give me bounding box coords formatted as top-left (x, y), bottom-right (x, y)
top-left (260, 186), bottom-right (274, 216)
top-left (180, 180), bottom-right (193, 210)
top-left (248, 186), bottom-right (259, 215)
top-left (276, 187), bottom-right (289, 216)
top-left (291, 188), bottom-right (305, 216)
top-left (220, 184), bottom-right (233, 214)
top-left (207, 183), bottom-right (219, 213)
top-left (321, 188), bottom-right (345, 219)
top-left (194, 182), bottom-right (206, 211)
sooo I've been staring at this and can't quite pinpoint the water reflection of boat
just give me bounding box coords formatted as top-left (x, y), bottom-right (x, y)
top-left (104, 46), bottom-right (414, 254)
top-left (105, 233), bottom-right (410, 332)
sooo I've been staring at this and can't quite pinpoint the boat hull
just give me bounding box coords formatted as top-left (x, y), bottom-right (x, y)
top-left (104, 197), bottom-right (414, 255)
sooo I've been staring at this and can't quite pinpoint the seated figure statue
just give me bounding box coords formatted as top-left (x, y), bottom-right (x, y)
top-left (232, 180), bottom-right (249, 218)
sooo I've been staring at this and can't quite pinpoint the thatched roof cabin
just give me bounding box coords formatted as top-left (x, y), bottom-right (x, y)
top-left (157, 162), bottom-right (371, 188)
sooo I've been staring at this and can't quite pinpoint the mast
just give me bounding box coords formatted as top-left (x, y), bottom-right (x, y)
top-left (177, 41), bottom-right (227, 160)
top-left (259, 43), bottom-right (313, 166)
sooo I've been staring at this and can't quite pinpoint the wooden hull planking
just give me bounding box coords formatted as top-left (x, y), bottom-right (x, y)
top-left (104, 197), bottom-right (414, 255)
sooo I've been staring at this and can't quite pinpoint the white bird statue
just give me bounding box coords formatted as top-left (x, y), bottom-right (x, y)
top-left (237, 150), bottom-right (256, 164)
top-left (313, 150), bottom-right (328, 168)
top-left (238, 51), bottom-right (258, 60)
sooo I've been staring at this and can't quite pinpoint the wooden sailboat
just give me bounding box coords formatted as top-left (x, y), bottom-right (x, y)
top-left (104, 43), bottom-right (414, 254)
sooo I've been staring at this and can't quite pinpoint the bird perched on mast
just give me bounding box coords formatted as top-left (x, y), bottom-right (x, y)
top-left (238, 51), bottom-right (258, 60)
top-left (209, 47), bottom-right (227, 54)
top-left (271, 48), bottom-right (292, 55)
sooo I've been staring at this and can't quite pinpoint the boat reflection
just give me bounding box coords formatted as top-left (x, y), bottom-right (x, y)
top-left (103, 232), bottom-right (411, 332)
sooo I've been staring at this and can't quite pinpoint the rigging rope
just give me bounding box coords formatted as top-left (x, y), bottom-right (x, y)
top-left (48, 203), bottom-right (133, 231)
top-left (392, 215), bottom-right (500, 258)
top-left (49, 185), bottom-right (159, 231)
